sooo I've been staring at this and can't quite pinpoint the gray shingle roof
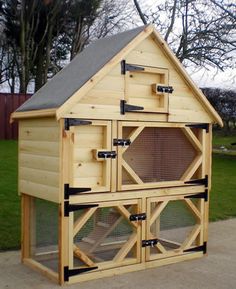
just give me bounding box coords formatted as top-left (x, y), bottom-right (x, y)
top-left (17, 25), bottom-right (146, 112)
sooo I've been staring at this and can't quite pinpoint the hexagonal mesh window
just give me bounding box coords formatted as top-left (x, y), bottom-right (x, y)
top-left (73, 204), bottom-right (139, 268)
top-left (123, 127), bottom-right (197, 184)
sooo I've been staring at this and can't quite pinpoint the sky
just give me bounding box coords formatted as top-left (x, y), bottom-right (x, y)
top-left (137, 0), bottom-right (236, 90)
top-left (0, 0), bottom-right (235, 92)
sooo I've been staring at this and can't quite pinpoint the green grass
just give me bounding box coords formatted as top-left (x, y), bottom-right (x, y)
top-left (213, 133), bottom-right (236, 150)
top-left (0, 140), bottom-right (236, 250)
top-left (0, 140), bottom-right (20, 250)
top-left (210, 153), bottom-right (236, 221)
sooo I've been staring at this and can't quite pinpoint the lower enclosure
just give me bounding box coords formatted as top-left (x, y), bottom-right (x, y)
top-left (21, 188), bottom-right (208, 284)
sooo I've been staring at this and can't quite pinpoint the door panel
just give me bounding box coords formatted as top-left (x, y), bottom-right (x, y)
top-left (68, 199), bottom-right (142, 274)
top-left (146, 194), bottom-right (205, 261)
top-left (124, 65), bottom-right (169, 113)
top-left (117, 122), bottom-right (206, 191)
top-left (69, 120), bottom-right (112, 193)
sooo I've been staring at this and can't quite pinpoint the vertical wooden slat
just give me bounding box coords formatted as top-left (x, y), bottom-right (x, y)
top-left (0, 94), bottom-right (6, 139)
top-left (0, 93), bottom-right (31, 140)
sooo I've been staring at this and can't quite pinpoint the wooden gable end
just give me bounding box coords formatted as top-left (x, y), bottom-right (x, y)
top-left (124, 35), bottom-right (213, 123)
top-left (63, 30), bottom-right (220, 125)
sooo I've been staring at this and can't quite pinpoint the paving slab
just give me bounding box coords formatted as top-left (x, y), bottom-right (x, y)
top-left (0, 219), bottom-right (236, 289)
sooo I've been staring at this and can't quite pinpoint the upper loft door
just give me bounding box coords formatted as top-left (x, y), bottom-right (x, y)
top-left (121, 61), bottom-right (171, 114)
top-left (117, 121), bottom-right (207, 191)
top-left (66, 119), bottom-right (112, 193)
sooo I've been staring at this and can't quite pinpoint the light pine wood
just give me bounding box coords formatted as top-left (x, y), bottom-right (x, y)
top-left (19, 180), bottom-right (59, 203)
top-left (18, 118), bottom-right (60, 202)
top-left (73, 245), bottom-right (96, 267)
top-left (113, 233), bottom-right (137, 262)
top-left (69, 120), bottom-right (112, 193)
top-left (57, 25), bottom-right (154, 119)
top-left (181, 127), bottom-right (202, 152)
top-left (184, 199), bottom-right (201, 221)
top-left (150, 201), bottom-right (168, 226)
top-left (180, 225), bottom-right (201, 251)
top-left (73, 207), bottom-right (98, 237)
top-left (180, 155), bottom-right (202, 181)
top-left (69, 186), bottom-right (206, 204)
top-left (68, 252), bottom-right (203, 284)
top-left (11, 109), bottom-right (56, 121)
top-left (124, 66), bottom-right (168, 113)
top-left (21, 194), bottom-right (31, 261)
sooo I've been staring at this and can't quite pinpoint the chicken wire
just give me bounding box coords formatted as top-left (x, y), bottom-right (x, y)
top-left (123, 127), bottom-right (197, 184)
top-left (150, 199), bottom-right (199, 254)
top-left (31, 198), bottom-right (59, 272)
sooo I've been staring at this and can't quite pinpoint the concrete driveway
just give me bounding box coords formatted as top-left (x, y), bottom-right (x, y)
top-left (0, 219), bottom-right (236, 289)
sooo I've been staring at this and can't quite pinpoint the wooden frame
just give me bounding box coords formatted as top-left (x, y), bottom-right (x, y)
top-left (67, 120), bottom-right (112, 193)
top-left (21, 194), bottom-right (60, 283)
top-left (146, 195), bottom-right (205, 261)
top-left (21, 185), bottom-right (208, 284)
top-left (124, 66), bottom-right (169, 113)
top-left (16, 23), bottom-right (219, 285)
top-left (67, 199), bottom-right (142, 275)
top-left (117, 121), bottom-right (206, 191)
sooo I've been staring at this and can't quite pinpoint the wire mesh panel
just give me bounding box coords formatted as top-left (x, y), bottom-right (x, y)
top-left (71, 200), bottom-right (141, 271)
top-left (147, 195), bottom-right (204, 261)
top-left (30, 198), bottom-right (59, 272)
top-left (118, 123), bottom-right (203, 190)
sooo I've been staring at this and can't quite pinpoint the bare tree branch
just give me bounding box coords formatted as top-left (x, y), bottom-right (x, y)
top-left (133, 0), bottom-right (147, 25)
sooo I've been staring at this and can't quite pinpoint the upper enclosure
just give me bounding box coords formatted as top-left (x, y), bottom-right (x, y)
top-left (12, 24), bottom-right (222, 126)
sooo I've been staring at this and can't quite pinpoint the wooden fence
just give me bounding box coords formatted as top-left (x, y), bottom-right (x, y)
top-left (0, 93), bottom-right (31, 140)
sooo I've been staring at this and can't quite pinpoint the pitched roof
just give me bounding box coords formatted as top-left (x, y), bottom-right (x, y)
top-left (17, 25), bottom-right (147, 112)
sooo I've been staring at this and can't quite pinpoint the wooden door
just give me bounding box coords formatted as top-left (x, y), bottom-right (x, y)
top-left (66, 199), bottom-right (142, 281)
top-left (117, 121), bottom-right (207, 191)
top-left (145, 194), bottom-right (205, 261)
top-left (68, 120), bottom-right (112, 193)
top-left (123, 62), bottom-right (170, 113)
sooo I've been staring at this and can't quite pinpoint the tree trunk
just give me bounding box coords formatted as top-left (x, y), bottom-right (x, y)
top-left (19, 0), bottom-right (27, 93)
top-left (35, 44), bottom-right (45, 92)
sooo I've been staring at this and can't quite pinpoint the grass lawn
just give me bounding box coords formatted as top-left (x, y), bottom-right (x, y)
top-left (0, 139), bottom-right (236, 250)
top-left (0, 140), bottom-right (20, 250)
top-left (210, 154), bottom-right (236, 221)
top-left (213, 132), bottom-right (236, 150)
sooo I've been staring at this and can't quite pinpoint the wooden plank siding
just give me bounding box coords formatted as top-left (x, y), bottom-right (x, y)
top-left (0, 93), bottom-right (31, 140)
top-left (18, 118), bottom-right (61, 203)
top-left (125, 36), bottom-right (212, 123)
top-left (67, 35), bottom-right (212, 124)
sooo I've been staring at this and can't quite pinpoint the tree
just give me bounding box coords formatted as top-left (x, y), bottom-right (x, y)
top-left (133, 0), bottom-right (236, 71)
top-left (0, 0), bottom-right (104, 93)
top-left (202, 87), bottom-right (236, 130)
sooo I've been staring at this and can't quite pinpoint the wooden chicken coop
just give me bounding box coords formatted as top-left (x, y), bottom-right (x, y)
top-left (12, 25), bottom-right (223, 285)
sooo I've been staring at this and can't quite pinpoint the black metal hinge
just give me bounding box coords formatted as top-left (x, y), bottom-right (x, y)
top-left (65, 118), bottom-right (92, 130)
top-left (64, 201), bottom-right (98, 217)
top-left (184, 189), bottom-right (208, 202)
top-left (120, 100), bottom-right (144, 115)
top-left (130, 213), bottom-right (146, 222)
top-left (186, 123), bottom-right (209, 133)
top-left (142, 238), bottom-right (158, 247)
top-left (97, 151), bottom-right (117, 159)
top-left (64, 266), bottom-right (98, 281)
top-left (185, 175), bottom-right (208, 187)
top-left (157, 85), bottom-right (174, 94)
top-left (184, 241), bottom-right (207, 254)
top-left (121, 60), bottom-right (145, 74)
top-left (113, 138), bottom-right (131, 147)
top-left (64, 184), bottom-right (91, 199)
